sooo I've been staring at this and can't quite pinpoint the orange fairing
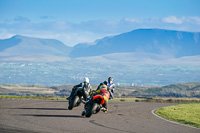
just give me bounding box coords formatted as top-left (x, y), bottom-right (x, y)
top-left (93, 95), bottom-right (104, 105)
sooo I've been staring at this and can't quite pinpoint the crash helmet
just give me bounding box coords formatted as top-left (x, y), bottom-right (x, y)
top-left (108, 77), bottom-right (113, 84)
top-left (100, 84), bottom-right (107, 89)
top-left (103, 80), bottom-right (108, 85)
top-left (84, 77), bottom-right (89, 83)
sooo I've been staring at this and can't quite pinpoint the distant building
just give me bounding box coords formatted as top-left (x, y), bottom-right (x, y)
top-left (131, 83), bottom-right (134, 86)
top-left (117, 82), bottom-right (135, 86)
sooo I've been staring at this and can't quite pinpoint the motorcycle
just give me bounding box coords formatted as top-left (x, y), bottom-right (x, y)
top-left (82, 91), bottom-right (108, 117)
top-left (68, 87), bottom-right (89, 110)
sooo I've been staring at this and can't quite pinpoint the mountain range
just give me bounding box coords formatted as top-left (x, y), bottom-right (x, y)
top-left (0, 29), bottom-right (200, 62)
top-left (70, 29), bottom-right (200, 58)
top-left (0, 35), bottom-right (72, 61)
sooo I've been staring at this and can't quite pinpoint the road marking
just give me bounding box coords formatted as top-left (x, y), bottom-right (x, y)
top-left (151, 108), bottom-right (199, 129)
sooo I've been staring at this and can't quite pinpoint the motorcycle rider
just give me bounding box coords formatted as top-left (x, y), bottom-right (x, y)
top-left (67, 77), bottom-right (91, 101)
top-left (107, 77), bottom-right (115, 99)
top-left (93, 84), bottom-right (110, 113)
top-left (82, 78), bottom-right (115, 116)
top-left (96, 77), bottom-right (115, 99)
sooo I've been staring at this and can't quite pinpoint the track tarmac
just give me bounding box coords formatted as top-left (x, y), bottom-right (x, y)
top-left (0, 99), bottom-right (199, 133)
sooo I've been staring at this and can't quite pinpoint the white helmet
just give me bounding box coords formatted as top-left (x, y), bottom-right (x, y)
top-left (84, 77), bottom-right (89, 83)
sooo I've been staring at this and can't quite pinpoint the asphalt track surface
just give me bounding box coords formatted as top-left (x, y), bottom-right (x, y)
top-left (0, 99), bottom-right (199, 133)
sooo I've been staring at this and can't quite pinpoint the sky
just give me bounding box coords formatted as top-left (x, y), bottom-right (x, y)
top-left (0, 0), bottom-right (200, 46)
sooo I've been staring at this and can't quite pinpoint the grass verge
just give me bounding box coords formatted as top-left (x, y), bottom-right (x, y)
top-left (155, 103), bottom-right (200, 128)
top-left (110, 97), bottom-right (200, 103)
top-left (0, 95), bottom-right (66, 100)
top-left (110, 97), bottom-right (146, 102)
top-left (1, 95), bottom-right (200, 103)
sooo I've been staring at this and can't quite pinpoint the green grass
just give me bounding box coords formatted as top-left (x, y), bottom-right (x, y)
top-left (0, 95), bottom-right (143, 102)
top-left (1, 95), bottom-right (199, 103)
top-left (147, 97), bottom-right (200, 103)
top-left (110, 97), bottom-right (200, 103)
top-left (155, 103), bottom-right (200, 128)
top-left (0, 95), bottom-right (66, 100)
top-left (109, 97), bottom-right (147, 102)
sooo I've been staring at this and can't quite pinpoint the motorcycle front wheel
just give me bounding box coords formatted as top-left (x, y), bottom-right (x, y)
top-left (68, 96), bottom-right (79, 110)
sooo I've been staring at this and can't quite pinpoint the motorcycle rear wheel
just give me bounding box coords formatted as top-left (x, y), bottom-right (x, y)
top-left (85, 103), bottom-right (98, 118)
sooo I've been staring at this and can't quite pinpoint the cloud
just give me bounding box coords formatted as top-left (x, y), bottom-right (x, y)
top-left (0, 16), bottom-right (200, 46)
top-left (14, 16), bottom-right (31, 22)
top-left (124, 18), bottom-right (141, 23)
top-left (162, 16), bottom-right (183, 24)
top-left (40, 16), bottom-right (55, 20)
top-left (162, 16), bottom-right (200, 25)
top-left (187, 17), bottom-right (200, 24)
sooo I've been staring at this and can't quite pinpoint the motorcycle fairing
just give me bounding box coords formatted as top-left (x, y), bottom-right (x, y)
top-left (93, 95), bottom-right (104, 105)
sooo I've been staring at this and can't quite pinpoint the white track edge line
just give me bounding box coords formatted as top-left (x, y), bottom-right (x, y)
top-left (151, 108), bottom-right (199, 129)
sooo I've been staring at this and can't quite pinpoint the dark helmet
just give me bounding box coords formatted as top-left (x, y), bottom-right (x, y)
top-left (103, 80), bottom-right (108, 85)
top-left (108, 77), bottom-right (113, 83)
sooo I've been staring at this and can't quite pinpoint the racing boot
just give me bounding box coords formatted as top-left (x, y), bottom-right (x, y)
top-left (101, 107), bottom-right (108, 113)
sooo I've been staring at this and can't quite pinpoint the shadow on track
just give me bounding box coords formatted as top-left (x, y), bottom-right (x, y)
top-left (11, 108), bottom-right (68, 110)
top-left (47, 101), bottom-right (68, 102)
top-left (20, 114), bottom-right (82, 118)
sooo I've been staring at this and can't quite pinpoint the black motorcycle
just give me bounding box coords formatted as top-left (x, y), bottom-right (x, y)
top-left (68, 87), bottom-right (89, 110)
top-left (82, 92), bottom-right (106, 117)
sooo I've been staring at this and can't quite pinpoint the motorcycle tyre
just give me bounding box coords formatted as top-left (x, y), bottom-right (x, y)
top-left (68, 96), bottom-right (79, 110)
top-left (85, 103), bottom-right (98, 118)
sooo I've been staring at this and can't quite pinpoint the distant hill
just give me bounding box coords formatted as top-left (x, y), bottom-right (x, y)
top-left (69, 29), bottom-right (200, 58)
top-left (128, 82), bottom-right (200, 97)
top-left (0, 35), bottom-right (72, 61)
top-left (0, 82), bottom-right (199, 98)
top-left (0, 29), bottom-right (200, 62)
top-left (76, 52), bottom-right (200, 65)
